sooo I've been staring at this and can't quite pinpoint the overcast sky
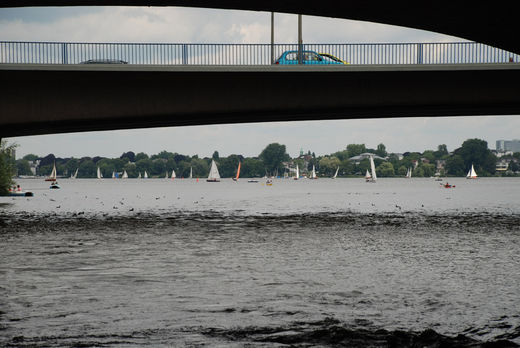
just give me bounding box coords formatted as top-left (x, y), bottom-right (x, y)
top-left (1, 6), bottom-right (518, 158)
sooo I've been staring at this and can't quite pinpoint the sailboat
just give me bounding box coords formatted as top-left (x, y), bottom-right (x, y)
top-left (366, 155), bottom-right (377, 183)
top-left (309, 165), bottom-right (318, 179)
top-left (144, 171), bottom-right (148, 179)
top-left (112, 171), bottom-right (116, 179)
top-left (189, 167), bottom-right (193, 179)
top-left (405, 167), bottom-right (412, 179)
top-left (293, 164), bottom-right (299, 180)
top-left (45, 162), bottom-right (57, 181)
top-left (70, 168), bottom-right (78, 179)
top-left (232, 162), bottom-right (241, 181)
top-left (171, 169), bottom-right (176, 180)
top-left (466, 164), bottom-right (478, 179)
top-left (365, 169), bottom-right (372, 181)
top-left (97, 166), bottom-right (103, 179)
top-left (332, 166), bottom-right (339, 179)
top-left (137, 172), bottom-right (142, 179)
top-left (207, 159), bottom-right (220, 182)
top-left (122, 170), bottom-right (128, 179)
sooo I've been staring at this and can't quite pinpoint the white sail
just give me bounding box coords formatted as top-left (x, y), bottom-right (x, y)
top-left (332, 166), bottom-right (339, 179)
top-left (171, 169), bottom-right (176, 179)
top-left (137, 172), bottom-right (142, 179)
top-left (207, 160), bottom-right (220, 181)
top-left (294, 164), bottom-right (299, 180)
top-left (189, 166), bottom-right (193, 179)
top-left (71, 168), bottom-right (78, 179)
top-left (122, 170), bottom-right (128, 179)
top-left (97, 167), bottom-right (102, 179)
top-left (365, 169), bottom-right (371, 180)
top-left (112, 171), bottom-right (116, 179)
top-left (466, 164), bottom-right (478, 179)
top-left (406, 167), bottom-right (412, 178)
top-left (368, 155), bottom-right (377, 182)
top-left (46, 162), bottom-right (57, 181)
top-left (144, 171), bottom-right (148, 179)
top-left (310, 165), bottom-right (317, 179)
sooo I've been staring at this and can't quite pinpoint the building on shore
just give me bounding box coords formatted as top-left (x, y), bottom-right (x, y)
top-left (496, 139), bottom-right (520, 153)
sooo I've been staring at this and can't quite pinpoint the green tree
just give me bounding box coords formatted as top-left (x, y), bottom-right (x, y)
top-left (455, 138), bottom-right (496, 175)
top-left (413, 166), bottom-right (425, 177)
top-left (65, 158), bottom-right (80, 177)
top-left (135, 152), bottom-right (149, 162)
top-left (346, 144), bottom-right (366, 157)
top-left (120, 151), bottom-right (135, 162)
top-left (422, 150), bottom-right (436, 163)
top-left (23, 154), bottom-right (39, 162)
top-left (79, 159), bottom-right (96, 178)
top-left (375, 143), bottom-right (387, 157)
top-left (16, 159), bottom-right (32, 176)
top-left (136, 158), bottom-right (153, 177)
top-left (123, 162), bottom-right (137, 178)
top-left (422, 163), bottom-right (436, 177)
top-left (377, 162), bottom-right (395, 177)
top-left (259, 143), bottom-right (289, 175)
top-left (0, 141), bottom-right (16, 194)
top-left (446, 154), bottom-right (465, 176)
top-left (319, 156), bottom-right (340, 177)
top-left (190, 158), bottom-right (209, 178)
top-left (241, 158), bottom-right (265, 178)
top-left (434, 144), bottom-right (448, 159)
top-left (340, 159), bottom-right (355, 176)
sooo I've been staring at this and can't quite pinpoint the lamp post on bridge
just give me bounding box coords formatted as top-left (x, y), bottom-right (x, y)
top-left (271, 12), bottom-right (275, 64)
top-left (298, 14), bottom-right (303, 64)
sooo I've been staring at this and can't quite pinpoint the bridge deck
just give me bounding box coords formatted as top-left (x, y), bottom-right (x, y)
top-left (2, 63), bottom-right (520, 138)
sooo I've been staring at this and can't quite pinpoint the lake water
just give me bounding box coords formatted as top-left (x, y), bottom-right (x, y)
top-left (1, 177), bottom-right (520, 347)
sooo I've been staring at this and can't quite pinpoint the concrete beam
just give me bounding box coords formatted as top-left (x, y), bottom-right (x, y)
top-left (1, 64), bottom-right (520, 137)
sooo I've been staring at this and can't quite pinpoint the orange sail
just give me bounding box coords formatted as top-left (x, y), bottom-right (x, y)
top-left (235, 162), bottom-right (241, 181)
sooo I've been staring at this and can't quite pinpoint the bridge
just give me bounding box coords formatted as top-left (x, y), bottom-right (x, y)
top-left (1, 2), bottom-right (519, 138)
top-left (2, 41), bottom-right (519, 65)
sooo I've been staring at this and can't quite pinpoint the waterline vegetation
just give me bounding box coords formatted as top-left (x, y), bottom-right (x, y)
top-left (8, 139), bottom-right (520, 180)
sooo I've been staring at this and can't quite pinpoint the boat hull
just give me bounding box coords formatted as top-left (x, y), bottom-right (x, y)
top-left (206, 179), bottom-right (220, 182)
top-left (6, 191), bottom-right (34, 197)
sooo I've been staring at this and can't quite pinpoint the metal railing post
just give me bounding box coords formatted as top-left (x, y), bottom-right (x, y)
top-left (61, 43), bottom-right (68, 64)
top-left (417, 43), bottom-right (423, 64)
top-left (182, 44), bottom-right (187, 65)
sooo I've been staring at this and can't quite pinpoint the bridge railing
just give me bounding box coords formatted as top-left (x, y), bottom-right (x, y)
top-left (1, 41), bottom-right (518, 65)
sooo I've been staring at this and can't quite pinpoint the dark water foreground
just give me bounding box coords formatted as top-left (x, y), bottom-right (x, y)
top-left (1, 211), bottom-right (519, 347)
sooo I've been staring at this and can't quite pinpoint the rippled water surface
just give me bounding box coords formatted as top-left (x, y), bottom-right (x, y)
top-left (1, 178), bottom-right (519, 347)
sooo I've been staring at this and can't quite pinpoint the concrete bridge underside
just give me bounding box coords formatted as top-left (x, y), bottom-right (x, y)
top-left (1, 3), bottom-right (519, 137)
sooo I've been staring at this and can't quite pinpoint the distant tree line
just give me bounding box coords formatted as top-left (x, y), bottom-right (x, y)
top-left (9, 139), bottom-right (520, 184)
